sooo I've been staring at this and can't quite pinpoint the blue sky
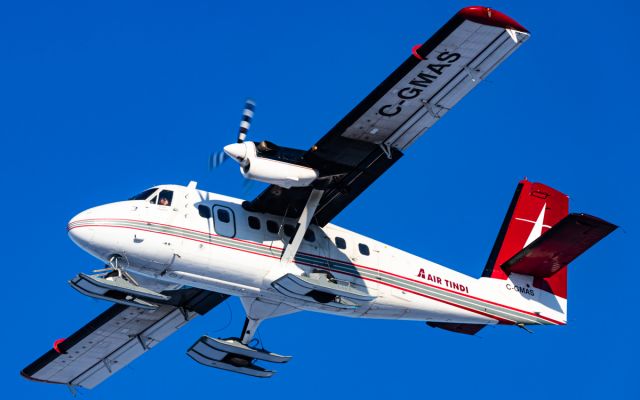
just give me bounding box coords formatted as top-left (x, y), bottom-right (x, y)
top-left (2, 1), bottom-right (638, 398)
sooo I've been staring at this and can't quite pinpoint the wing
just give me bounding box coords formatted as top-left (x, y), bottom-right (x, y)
top-left (245, 7), bottom-right (529, 226)
top-left (21, 288), bottom-right (228, 389)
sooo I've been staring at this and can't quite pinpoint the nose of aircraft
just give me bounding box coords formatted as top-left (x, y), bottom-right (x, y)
top-left (67, 209), bottom-right (95, 249)
top-left (223, 143), bottom-right (247, 162)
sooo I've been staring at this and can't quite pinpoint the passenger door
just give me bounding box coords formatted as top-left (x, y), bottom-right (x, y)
top-left (212, 205), bottom-right (236, 238)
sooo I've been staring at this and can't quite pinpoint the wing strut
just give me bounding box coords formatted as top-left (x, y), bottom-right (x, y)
top-left (280, 188), bottom-right (324, 263)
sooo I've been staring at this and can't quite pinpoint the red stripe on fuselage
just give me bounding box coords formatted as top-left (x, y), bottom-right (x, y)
top-left (294, 259), bottom-right (516, 324)
top-left (69, 220), bottom-right (565, 325)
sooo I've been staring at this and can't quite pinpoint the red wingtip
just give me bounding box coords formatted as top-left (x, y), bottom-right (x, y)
top-left (458, 6), bottom-right (529, 33)
top-left (53, 338), bottom-right (66, 354)
top-left (412, 44), bottom-right (425, 60)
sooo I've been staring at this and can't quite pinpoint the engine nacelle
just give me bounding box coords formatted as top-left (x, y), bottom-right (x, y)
top-left (224, 141), bottom-right (319, 188)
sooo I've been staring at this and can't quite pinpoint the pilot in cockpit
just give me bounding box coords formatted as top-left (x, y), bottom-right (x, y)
top-left (129, 188), bottom-right (173, 206)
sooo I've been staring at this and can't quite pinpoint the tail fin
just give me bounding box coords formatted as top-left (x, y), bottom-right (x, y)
top-left (482, 180), bottom-right (616, 299)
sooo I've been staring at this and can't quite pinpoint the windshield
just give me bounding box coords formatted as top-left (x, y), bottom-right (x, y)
top-left (129, 188), bottom-right (157, 201)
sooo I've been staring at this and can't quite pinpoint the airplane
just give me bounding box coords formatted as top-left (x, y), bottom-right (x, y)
top-left (22, 6), bottom-right (617, 389)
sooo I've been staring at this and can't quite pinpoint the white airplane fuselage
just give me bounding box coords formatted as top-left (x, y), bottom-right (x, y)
top-left (68, 183), bottom-right (567, 327)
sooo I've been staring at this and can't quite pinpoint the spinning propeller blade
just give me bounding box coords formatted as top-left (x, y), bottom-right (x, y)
top-left (208, 151), bottom-right (228, 170)
top-left (208, 99), bottom-right (255, 170)
top-left (237, 99), bottom-right (255, 143)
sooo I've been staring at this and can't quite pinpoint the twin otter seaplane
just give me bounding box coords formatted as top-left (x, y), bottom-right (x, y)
top-left (23, 6), bottom-right (616, 389)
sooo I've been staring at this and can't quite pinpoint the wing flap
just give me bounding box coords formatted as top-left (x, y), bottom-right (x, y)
top-left (501, 213), bottom-right (617, 278)
top-left (22, 289), bottom-right (228, 389)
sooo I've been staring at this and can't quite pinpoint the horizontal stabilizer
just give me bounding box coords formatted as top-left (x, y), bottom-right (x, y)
top-left (501, 213), bottom-right (617, 278)
top-left (427, 322), bottom-right (486, 335)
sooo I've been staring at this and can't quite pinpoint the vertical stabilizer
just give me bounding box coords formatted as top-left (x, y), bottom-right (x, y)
top-left (482, 180), bottom-right (569, 298)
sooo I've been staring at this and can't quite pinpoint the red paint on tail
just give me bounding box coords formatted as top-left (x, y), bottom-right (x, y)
top-left (482, 180), bottom-right (568, 298)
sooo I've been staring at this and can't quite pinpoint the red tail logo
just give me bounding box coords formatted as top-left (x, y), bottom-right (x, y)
top-left (482, 180), bottom-right (568, 298)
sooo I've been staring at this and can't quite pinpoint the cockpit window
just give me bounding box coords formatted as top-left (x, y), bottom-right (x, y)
top-left (157, 190), bottom-right (173, 206)
top-left (129, 188), bottom-right (157, 201)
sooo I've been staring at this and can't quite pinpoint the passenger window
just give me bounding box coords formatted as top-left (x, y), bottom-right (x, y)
top-left (248, 216), bottom-right (261, 230)
top-left (283, 224), bottom-right (296, 237)
top-left (304, 229), bottom-right (315, 242)
top-left (359, 243), bottom-right (370, 256)
top-left (198, 205), bottom-right (211, 218)
top-left (335, 237), bottom-right (346, 249)
top-left (217, 208), bottom-right (230, 223)
top-left (266, 220), bottom-right (279, 234)
top-left (158, 190), bottom-right (173, 206)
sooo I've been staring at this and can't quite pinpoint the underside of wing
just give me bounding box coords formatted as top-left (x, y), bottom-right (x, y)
top-left (21, 288), bottom-right (228, 389)
top-left (247, 7), bottom-right (530, 225)
top-left (501, 213), bottom-right (618, 278)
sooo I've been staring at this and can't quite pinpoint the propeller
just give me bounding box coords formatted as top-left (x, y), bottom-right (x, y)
top-left (237, 98), bottom-right (255, 143)
top-left (209, 99), bottom-right (256, 170)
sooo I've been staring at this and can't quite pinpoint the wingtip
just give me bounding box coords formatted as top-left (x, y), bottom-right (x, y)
top-left (53, 338), bottom-right (66, 354)
top-left (458, 6), bottom-right (529, 33)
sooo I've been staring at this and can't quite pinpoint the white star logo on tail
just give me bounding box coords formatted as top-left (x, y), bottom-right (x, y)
top-left (519, 203), bottom-right (547, 247)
